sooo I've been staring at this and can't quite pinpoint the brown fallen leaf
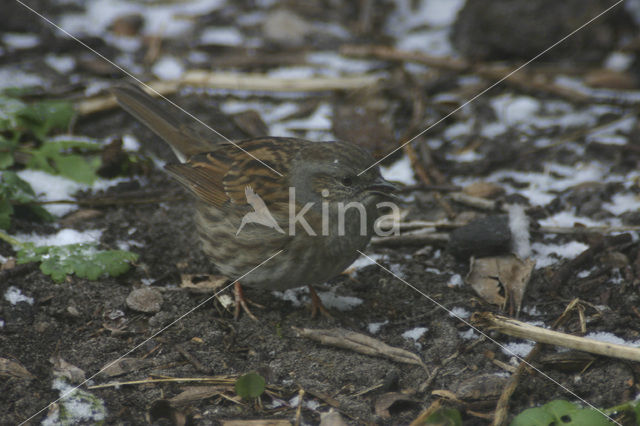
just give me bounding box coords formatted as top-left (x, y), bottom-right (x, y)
top-left (99, 357), bottom-right (152, 377)
top-left (293, 327), bottom-right (427, 369)
top-left (50, 355), bottom-right (85, 384)
top-left (169, 386), bottom-right (228, 406)
top-left (455, 374), bottom-right (508, 402)
top-left (466, 255), bottom-right (535, 314)
top-left (0, 357), bottom-right (35, 380)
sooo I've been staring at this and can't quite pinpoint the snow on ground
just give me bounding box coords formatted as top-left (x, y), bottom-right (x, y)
top-left (16, 170), bottom-right (127, 216)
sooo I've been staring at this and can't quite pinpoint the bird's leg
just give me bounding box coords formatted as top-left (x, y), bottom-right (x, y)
top-left (308, 285), bottom-right (333, 319)
top-left (234, 281), bottom-right (261, 321)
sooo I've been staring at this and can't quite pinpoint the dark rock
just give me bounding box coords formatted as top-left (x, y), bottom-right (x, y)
top-left (448, 215), bottom-right (511, 260)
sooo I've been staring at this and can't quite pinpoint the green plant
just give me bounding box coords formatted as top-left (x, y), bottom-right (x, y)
top-left (511, 400), bottom-right (614, 426)
top-left (0, 171), bottom-right (52, 229)
top-left (235, 372), bottom-right (266, 400)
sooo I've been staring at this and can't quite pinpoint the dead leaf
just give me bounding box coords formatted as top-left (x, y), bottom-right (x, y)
top-left (374, 392), bottom-right (419, 418)
top-left (99, 358), bottom-right (152, 377)
top-left (293, 327), bottom-right (427, 369)
top-left (169, 386), bottom-right (227, 406)
top-left (585, 69), bottom-right (637, 90)
top-left (466, 255), bottom-right (535, 313)
top-left (455, 374), bottom-right (508, 402)
top-left (50, 355), bottom-right (85, 384)
top-left (1, 257), bottom-right (16, 271)
top-left (180, 274), bottom-right (227, 293)
top-left (0, 357), bottom-right (35, 380)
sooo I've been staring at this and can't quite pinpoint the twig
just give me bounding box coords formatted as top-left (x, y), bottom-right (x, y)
top-left (491, 299), bottom-right (580, 426)
top-left (340, 45), bottom-right (591, 104)
top-left (472, 311), bottom-right (640, 362)
top-left (87, 375), bottom-right (237, 389)
top-left (0, 231), bottom-right (23, 247)
top-left (448, 193), bottom-right (498, 211)
top-left (370, 232), bottom-right (450, 247)
top-left (174, 345), bottom-right (211, 375)
top-left (76, 72), bottom-right (380, 115)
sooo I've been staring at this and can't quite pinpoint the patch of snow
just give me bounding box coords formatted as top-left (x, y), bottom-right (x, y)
top-left (368, 320), bottom-right (388, 334)
top-left (348, 253), bottom-right (383, 270)
top-left (448, 274), bottom-right (463, 287)
top-left (2, 33), bottom-right (40, 49)
top-left (508, 204), bottom-right (531, 258)
top-left (0, 67), bottom-right (45, 90)
top-left (539, 211), bottom-right (607, 228)
top-left (200, 27), bottom-right (244, 46)
top-left (381, 155), bottom-right (417, 185)
top-left (448, 306), bottom-right (470, 319)
top-left (585, 331), bottom-right (640, 347)
top-left (152, 56), bottom-right (184, 80)
top-left (604, 52), bottom-right (634, 72)
top-left (402, 326), bottom-right (428, 341)
top-left (531, 241), bottom-right (589, 268)
top-left (603, 193), bottom-right (640, 216)
top-left (122, 134), bottom-right (140, 151)
top-left (501, 341), bottom-right (534, 357)
top-left (4, 286), bottom-right (34, 305)
top-left (42, 378), bottom-right (106, 426)
top-left (59, 0), bottom-right (225, 38)
top-left (307, 52), bottom-right (376, 74)
top-left (16, 170), bottom-right (127, 216)
top-left (44, 54), bottom-right (76, 74)
top-left (444, 119), bottom-right (474, 140)
top-left (317, 290), bottom-right (362, 311)
top-left (16, 228), bottom-right (102, 247)
top-left (281, 103), bottom-right (332, 131)
top-left (459, 328), bottom-right (477, 339)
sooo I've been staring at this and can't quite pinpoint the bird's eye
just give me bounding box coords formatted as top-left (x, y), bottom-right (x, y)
top-left (341, 176), bottom-right (354, 186)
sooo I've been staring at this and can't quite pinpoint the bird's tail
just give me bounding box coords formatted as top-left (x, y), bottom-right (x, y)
top-left (111, 83), bottom-right (218, 161)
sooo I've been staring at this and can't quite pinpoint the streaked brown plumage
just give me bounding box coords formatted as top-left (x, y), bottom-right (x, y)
top-left (111, 84), bottom-right (395, 318)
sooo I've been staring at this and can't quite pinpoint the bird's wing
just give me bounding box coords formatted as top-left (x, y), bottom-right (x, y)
top-left (165, 137), bottom-right (299, 211)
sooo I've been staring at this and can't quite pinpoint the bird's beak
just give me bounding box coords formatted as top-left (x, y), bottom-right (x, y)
top-left (365, 176), bottom-right (398, 198)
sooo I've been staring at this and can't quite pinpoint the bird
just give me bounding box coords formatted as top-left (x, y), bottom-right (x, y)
top-left (111, 83), bottom-right (396, 320)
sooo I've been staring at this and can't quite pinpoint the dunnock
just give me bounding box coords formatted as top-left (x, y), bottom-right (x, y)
top-left (112, 84), bottom-right (395, 319)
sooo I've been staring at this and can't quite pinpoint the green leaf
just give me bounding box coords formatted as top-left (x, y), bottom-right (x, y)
top-left (26, 139), bottom-right (101, 184)
top-left (0, 197), bottom-right (13, 229)
top-left (235, 372), bottom-right (265, 400)
top-left (16, 100), bottom-right (74, 140)
top-left (512, 400), bottom-right (614, 426)
top-left (55, 154), bottom-right (98, 185)
top-left (17, 242), bottom-right (138, 283)
top-left (421, 407), bottom-right (463, 425)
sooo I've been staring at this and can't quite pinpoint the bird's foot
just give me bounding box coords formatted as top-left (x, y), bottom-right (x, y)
top-left (308, 285), bottom-right (333, 319)
top-left (234, 281), bottom-right (263, 321)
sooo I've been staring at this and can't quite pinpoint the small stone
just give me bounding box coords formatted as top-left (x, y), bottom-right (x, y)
top-left (66, 306), bottom-right (80, 317)
top-left (263, 9), bottom-right (312, 45)
top-left (126, 288), bottom-right (163, 313)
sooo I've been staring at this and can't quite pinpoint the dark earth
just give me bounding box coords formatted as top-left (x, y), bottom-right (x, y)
top-left (2, 0), bottom-right (640, 424)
